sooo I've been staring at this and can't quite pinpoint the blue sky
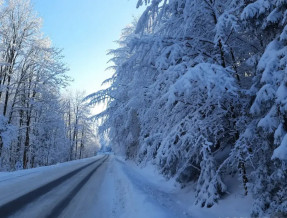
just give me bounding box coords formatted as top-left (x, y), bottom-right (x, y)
top-left (31, 0), bottom-right (144, 95)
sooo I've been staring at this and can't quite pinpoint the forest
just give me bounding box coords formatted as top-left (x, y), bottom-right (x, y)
top-left (0, 0), bottom-right (98, 171)
top-left (86, 0), bottom-right (287, 217)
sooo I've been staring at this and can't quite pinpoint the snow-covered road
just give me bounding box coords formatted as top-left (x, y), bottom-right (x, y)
top-left (0, 155), bottom-right (252, 218)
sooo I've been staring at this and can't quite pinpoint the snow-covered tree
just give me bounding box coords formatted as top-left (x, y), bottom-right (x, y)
top-left (232, 1), bottom-right (287, 216)
top-left (0, 0), bottom-right (98, 171)
top-left (64, 91), bottom-right (99, 161)
top-left (86, 0), bottom-right (287, 215)
top-left (87, 0), bottom-right (253, 208)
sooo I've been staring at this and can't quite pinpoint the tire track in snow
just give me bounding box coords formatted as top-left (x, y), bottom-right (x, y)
top-left (115, 158), bottom-right (193, 218)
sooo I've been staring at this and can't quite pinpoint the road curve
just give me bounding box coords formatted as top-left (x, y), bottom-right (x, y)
top-left (0, 155), bottom-right (108, 218)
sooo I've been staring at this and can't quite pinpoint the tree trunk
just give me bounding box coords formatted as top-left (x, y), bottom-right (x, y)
top-left (23, 115), bottom-right (31, 169)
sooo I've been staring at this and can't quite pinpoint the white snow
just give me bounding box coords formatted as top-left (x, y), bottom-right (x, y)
top-left (0, 155), bottom-right (253, 217)
top-left (96, 155), bottom-right (253, 218)
top-left (241, 0), bottom-right (271, 20)
top-left (272, 134), bottom-right (287, 161)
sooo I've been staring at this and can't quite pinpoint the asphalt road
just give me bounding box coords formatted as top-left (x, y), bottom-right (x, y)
top-left (0, 155), bottom-right (109, 218)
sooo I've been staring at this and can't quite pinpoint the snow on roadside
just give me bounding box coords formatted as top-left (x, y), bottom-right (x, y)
top-left (105, 155), bottom-right (253, 218)
top-left (98, 155), bottom-right (182, 218)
